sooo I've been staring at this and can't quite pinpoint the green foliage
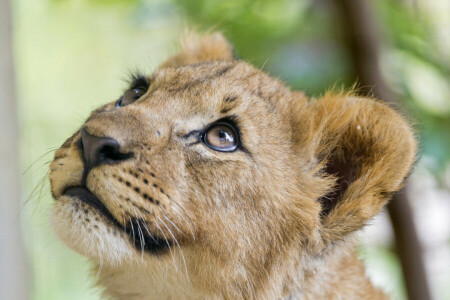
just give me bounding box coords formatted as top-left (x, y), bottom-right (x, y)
top-left (376, 0), bottom-right (450, 77)
top-left (375, 0), bottom-right (450, 175)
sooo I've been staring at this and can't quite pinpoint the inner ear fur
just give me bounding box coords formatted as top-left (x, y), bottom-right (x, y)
top-left (159, 31), bottom-right (233, 68)
top-left (300, 93), bottom-right (417, 245)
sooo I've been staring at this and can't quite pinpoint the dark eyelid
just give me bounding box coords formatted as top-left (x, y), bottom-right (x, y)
top-left (208, 115), bottom-right (239, 128)
top-left (128, 73), bottom-right (149, 91)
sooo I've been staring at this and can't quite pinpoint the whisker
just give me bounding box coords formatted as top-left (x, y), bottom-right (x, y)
top-left (163, 215), bottom-right (185, 236)
top-left (129, 216), bottom-right (136, 242)
top-left (171, 200), bottom-right (195, 227)
top-left (129, 203), bottom-right (147, 225)
top-left (127, 202), bottom-right (155, 246)
top-left (169, 204), bottom-right (196, 240)
top-left (23, 147), bottom-right (58, 175)
top-left (24, 171), bottom-right (50, 218)
top-left (141, 219), bottom-right (159, 244)
top-left (235, 85), bottom-right (248, 101)
top-left (25, 171), bottom-right (49, 205)
top-left (158, 216), bottom-right (189, 281)
top-left (154, 219), bottom-right (178, 272)
top-left (36, 172), bottom-right (50, 202)
top-left (135, 217), bottom-right (145, 260)
top-left (132, 207), bottom-right (159, 244)
top-left (122, 212), bottom-right (127, 233)
top-left (260, 57), bottom-right (270, 71)
top-left (125, 201), bottom-right (161, 247)
top-left (42, 159), bottom-right (53, 166)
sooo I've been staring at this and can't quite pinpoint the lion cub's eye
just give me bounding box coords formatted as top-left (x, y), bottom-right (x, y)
top-left (202, 122), bottom-right (238, 152)
top-left (116, 88), bottom-right (146, 107)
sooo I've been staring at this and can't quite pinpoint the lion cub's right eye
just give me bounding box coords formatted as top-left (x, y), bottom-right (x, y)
top-left (115, 88), bottom-right (146, 107)
top-left (202, 122), bottom-right (239, 152)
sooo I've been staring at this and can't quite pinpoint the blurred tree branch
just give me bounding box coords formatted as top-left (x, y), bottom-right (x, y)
top-left (330, 0), bottom-right (431, 299)
top-left (0, 0), bottom-right (29, 298)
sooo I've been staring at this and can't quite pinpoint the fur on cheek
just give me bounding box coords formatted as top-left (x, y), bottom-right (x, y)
top-left (51, 196), bottom-right (137, 266)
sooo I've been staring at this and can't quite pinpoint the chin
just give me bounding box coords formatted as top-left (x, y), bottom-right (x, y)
top-left (51, 196), bottom-right (137, 266)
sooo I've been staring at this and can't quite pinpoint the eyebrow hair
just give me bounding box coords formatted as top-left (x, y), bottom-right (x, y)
top-left (220, 106), bottom-right (234, 114)
top-left (224, 96), bottom-right (237, 103)
top-left (220, 96), bottom-right (238, 114)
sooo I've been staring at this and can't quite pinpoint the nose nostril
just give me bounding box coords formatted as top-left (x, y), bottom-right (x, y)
top-left (99, 145), bottom-right (132, 163)
top-left (80, 128), bottom-right (132, 181)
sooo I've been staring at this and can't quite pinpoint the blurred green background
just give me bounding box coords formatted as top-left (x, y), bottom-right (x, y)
top-left (14, 0), bottom-right (449, 299)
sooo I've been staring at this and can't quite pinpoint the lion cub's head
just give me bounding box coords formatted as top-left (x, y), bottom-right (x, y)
top-left (50, 33), bottom-right (416, 299)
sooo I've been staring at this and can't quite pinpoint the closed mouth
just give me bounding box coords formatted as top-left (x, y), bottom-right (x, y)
top-left (63, 186), bottom-right (170, 254)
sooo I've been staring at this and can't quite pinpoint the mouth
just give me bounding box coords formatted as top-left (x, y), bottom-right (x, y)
top-left (63, 186), bottom-right (170, 254)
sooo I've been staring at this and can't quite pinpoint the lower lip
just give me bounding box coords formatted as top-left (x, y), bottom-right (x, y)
top-left (64, 187), bottom-right (117, 223)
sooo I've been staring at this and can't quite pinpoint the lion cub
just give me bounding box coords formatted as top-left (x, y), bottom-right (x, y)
top-left (50, 33), bottom-right (416, 299)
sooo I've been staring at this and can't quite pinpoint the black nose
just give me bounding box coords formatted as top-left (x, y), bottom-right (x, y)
top-left (80, 128), bottom-right (132, 179)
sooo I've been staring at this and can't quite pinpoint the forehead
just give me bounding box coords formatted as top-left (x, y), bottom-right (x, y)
top-left (152, 61), bottom-right (240, 89)
top-left (145, 61), bottom-right (264, 111)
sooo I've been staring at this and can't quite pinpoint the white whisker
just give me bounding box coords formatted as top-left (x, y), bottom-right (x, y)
top-left (163, 215), bottom-right (185, 236)
top-left (158, 216), bottom-right (189, 281)
top-left (135, 218), bottom-right (145, 260)
top-left (154, 219), bottom-right (178, 273)
top-left (141, 220), bottom-right (158, 244)
top-left (129, 216), bottom-right (136, 242)
top-left (127, 204), bottom-right (146, 259)
top-left (169, 204), bottom-right (196, 241)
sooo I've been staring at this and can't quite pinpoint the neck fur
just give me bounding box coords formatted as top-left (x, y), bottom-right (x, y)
top-left (95, 243), bottom-right (387, 299)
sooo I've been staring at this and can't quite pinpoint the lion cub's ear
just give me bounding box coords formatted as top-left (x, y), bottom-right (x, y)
top-left (159, 31), bottom-right (233, 68)
top-left (298, 94), bottom-right (417, 246)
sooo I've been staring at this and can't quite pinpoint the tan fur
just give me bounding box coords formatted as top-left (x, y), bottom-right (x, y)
top-left (50, 32), bottom-right (416, 299)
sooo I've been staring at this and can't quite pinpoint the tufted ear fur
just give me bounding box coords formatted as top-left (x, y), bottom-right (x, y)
top-left (159, 31), bottom-right (233, 68)
top-left (293, 94), bottom-right (417, 246)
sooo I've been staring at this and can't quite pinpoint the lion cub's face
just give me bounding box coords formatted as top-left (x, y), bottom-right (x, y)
top-left (50, 60), bottom-right (321, 294)
top-left (50, 34), bottom-right (416, 298)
